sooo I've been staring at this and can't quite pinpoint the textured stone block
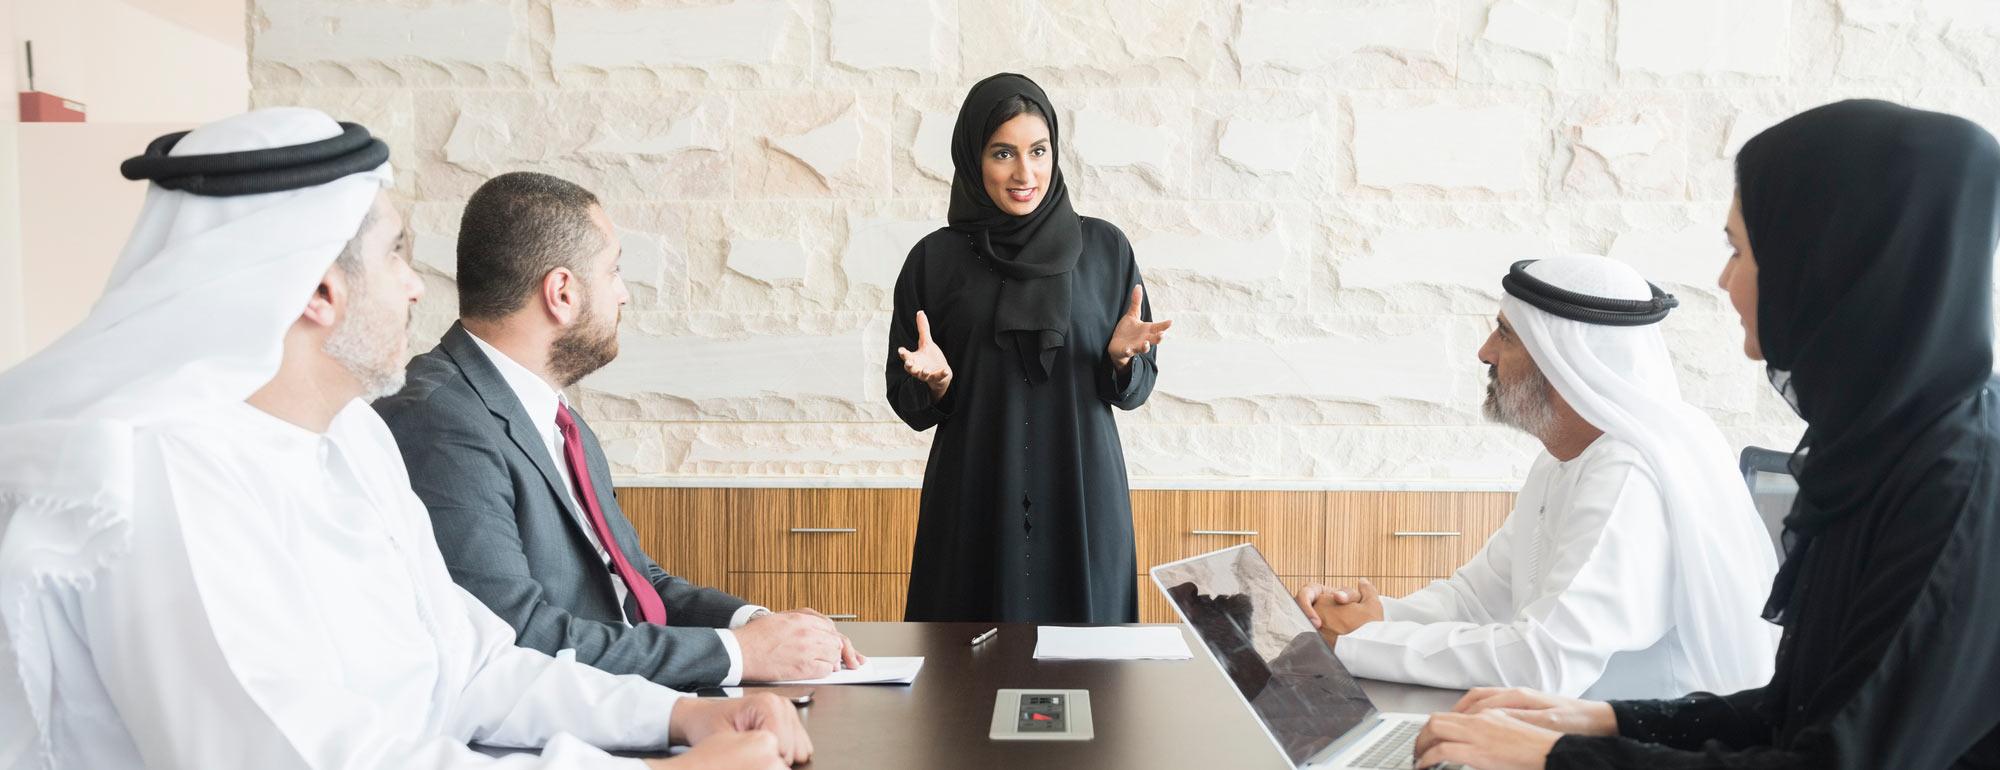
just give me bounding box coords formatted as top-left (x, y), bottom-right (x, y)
top-left (1482, 0), bottom-right (1569, 59)
top-left (829, 0), bottom-right (945, 73)
top-left (1087, 201), bottom-right (1314, 314)
top-left (1128, 314), bottom-right (1493, 428)
top-left (1234, 0), bottom-right (1457, 86)
top-left (1614, 0), bottom-right (1789, 79)
top-left (913, 109), bottom-right (957, 181)
top-left (1191, 90), bottom-right (1341, 202)
top-left (960, 0), bottom-right (1229, 87)
top-left (1319, 202), bottom-right (1568, 315)
top-left (682, 201), bottom-right (838, 314)
top-left (602, 204), bottom-right (695, 313)
top-left (727, 239), bottom-right (810, 286)
top-left (842, 210), bottom-right (944, 295)
top-left (552, 1), bottom-right (791, 72)
top-left (1218, 117), bottom-right (1311, 175)
top-left (255, 0), bottom-right (515, 68)
top-left (1284, 426), bottom-right (1539, 482)
top-left (1341, 228), bottom-right (1556, 296)
top-left (1064, 90), bottom-right (1191, 195)
top-left (582, 315), bottom-right (877, 422)
top-left (1684, 89), bottom-right (1799, 200)
top-left (414, 91), bottom-right (733, 202)
top-left (668, 423), bottom-right (933, 477)
top-left (733, 92), bottom-right (892, 198)
top-left (1557, 91), bottom-right (1689, 200)
top-left (1352, 95), bottom-right (1543, 194)
top-left (1818, 0), bottom-right (2000, 86)
top-left (1072, 108), bottom-right (1173, 177)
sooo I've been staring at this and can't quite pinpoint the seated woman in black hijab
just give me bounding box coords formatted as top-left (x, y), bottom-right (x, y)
top-left (1407, 99), bottom-right (2000, 769)
top-left (886, 73), bottom-right (1170, 624)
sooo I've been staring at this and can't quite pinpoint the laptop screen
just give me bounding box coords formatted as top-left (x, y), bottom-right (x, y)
top-left (1153, 544), bottom-right (1377, 766)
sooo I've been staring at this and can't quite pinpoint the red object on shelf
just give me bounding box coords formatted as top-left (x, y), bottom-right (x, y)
top-left (19, 92), bottom-right (85, 123)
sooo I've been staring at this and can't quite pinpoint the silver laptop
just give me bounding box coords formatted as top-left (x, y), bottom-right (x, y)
top-left (1151, 544), bottom-right (1429, 770)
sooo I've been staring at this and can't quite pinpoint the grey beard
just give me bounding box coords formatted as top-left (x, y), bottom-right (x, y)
top-left (323, 290), bottom-right (409, 401)
top-left (1483, 366), bottom-right (1559, 440)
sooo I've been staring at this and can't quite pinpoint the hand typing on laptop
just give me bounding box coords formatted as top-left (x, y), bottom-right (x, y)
top-left (1412, 687), bottom-right (1616, 769)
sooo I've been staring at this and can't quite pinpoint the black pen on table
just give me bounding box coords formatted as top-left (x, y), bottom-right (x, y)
top-left (970, 627), bottom-right (999, 646)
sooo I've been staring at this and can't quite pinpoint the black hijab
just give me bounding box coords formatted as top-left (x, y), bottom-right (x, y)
top-left (1736, 99), bottom-right (2000, 620)
top-left (947, 73), bottom-right (1084, 383)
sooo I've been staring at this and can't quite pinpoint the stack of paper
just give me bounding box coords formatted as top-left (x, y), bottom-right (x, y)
top-left (1032, 626), bottom-right (1192, 660)
top-left (758, 656), bottom-right (926, 685)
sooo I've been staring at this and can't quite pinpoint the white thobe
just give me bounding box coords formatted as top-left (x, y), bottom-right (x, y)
top-left (1335, 436), bottom-right (1709, 700)
top-left (40, 400), bottom-right (681, 769)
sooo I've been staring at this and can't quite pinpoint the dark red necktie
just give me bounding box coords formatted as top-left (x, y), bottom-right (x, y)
top-left (555, 403), bottom-right (667, 625)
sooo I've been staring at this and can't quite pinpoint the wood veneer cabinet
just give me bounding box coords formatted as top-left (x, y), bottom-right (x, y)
top-left (614, 487), bottom-right (1513, 624)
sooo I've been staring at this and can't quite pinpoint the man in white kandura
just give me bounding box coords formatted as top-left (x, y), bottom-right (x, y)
top-left (1294, 255), bottom-right (1780, 700)
top-left (0, 108), bottom-right (803, 769)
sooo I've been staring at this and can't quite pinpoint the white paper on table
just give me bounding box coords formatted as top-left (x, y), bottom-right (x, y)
top-left (752, 656), bottom-right (926, 685)
top-left (1032, 626), bottom-right (1193, 660)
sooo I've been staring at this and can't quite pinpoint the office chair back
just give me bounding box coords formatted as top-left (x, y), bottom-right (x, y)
top-left (1738, 446), bottom-right (1797, 557)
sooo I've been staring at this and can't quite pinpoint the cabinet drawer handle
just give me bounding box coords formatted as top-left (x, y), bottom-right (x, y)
top-left (826, 614), bottom-right (860, 620)
top-left (1392, 531), bottom-right (1461, 537)
top-left (1190, 529), bottom-right (1259, 537)
top-left (788, 527), bottom-right (858, 534)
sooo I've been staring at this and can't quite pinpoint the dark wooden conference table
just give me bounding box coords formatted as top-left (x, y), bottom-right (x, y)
top-left (484, 621), bottom-right (1465, 767)
top-left (737, 622), bottom-right (1460, 770)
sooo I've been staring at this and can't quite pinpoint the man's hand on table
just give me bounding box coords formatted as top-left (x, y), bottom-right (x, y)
top-left (646, 730), bottom-right (788, 770)
top-left (663, 693), bottom-right (812, 767)
top-left (737, 609), bottom-right (862, 682)
top-left (1294, 579), bottom-right (1385, 638)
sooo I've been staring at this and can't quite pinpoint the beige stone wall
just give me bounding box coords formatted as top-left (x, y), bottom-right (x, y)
top-left (247, 0), bottom-right (2000, 485)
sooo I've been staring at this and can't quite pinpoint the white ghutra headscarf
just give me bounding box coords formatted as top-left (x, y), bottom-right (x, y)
top-left (1502, 255), bottom-right (1781, 693)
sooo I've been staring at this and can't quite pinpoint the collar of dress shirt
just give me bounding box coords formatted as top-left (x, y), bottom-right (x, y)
top-left (465, 329), bottom-right (566, 444)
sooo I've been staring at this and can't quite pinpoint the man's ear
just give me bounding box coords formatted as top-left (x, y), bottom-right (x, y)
top-left (541, 267), bottom-right (579, 324)
top-left (303, 267), bottom-right (344, 329)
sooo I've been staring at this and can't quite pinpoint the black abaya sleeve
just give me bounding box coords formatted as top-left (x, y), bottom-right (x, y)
top-left (1096, 229), bottom-right (1157, 411)
top-left (1545, 689), bottom-right (1805, 769)
top-left (886, 241), bottom-right (952, 431)
top-left (1608, 689), bottom-right (1776, 751)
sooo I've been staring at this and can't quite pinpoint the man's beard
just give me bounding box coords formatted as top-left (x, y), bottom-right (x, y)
top-left (549, 299), bottom-right (621, 388)
top-left (324, 281), bottom-right (411, 401)
top-left (1483, 363), bottom-right (1558, 439)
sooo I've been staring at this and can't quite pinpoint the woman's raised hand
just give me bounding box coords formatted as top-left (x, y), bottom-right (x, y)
top-left (897, 310), bottom-right (953, 401)
top-left (1109, 284), bottom-right (1172, 371)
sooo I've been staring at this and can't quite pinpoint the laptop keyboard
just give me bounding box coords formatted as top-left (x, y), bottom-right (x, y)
top-left (1347, 720), bottom-right (1421, 769)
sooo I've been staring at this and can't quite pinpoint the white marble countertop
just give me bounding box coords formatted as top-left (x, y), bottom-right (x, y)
top-left (612, 475), bottom-right (1522, 492)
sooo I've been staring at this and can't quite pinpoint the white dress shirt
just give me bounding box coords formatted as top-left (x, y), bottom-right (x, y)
top-left (1336, 437), bottom-right (1723, 700)
top-left (465, 332), bottom-right (763, 685)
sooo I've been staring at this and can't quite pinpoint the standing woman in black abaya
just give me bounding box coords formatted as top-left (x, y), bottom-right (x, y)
top-left (885, 73), bottom-right (1171, 624)
top-left (1405, 99), bottom-right (2000, 769)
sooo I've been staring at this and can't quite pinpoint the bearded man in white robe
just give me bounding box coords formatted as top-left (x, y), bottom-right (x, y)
top-left (1295, 256), bottom-right (1781, 700)
top-left (0, 108), bottom-right (803, 770)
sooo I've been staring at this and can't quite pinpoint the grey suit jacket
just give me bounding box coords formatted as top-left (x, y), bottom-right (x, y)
top-left (375, 322), bottom-right (749, 688)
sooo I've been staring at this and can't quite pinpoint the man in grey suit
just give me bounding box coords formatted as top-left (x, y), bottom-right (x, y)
top-left (376, 171), bottom-right (862, 690)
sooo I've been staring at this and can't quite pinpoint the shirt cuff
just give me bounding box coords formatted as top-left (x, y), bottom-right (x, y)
top-left (1378, 596), bottom-right (1404, 623)
top-left (714, 607), bottom-right (767, 686)
top-left (728, 604), bottom-right (769, 629)
top-left (715, 629), bottom-right (746, 687)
